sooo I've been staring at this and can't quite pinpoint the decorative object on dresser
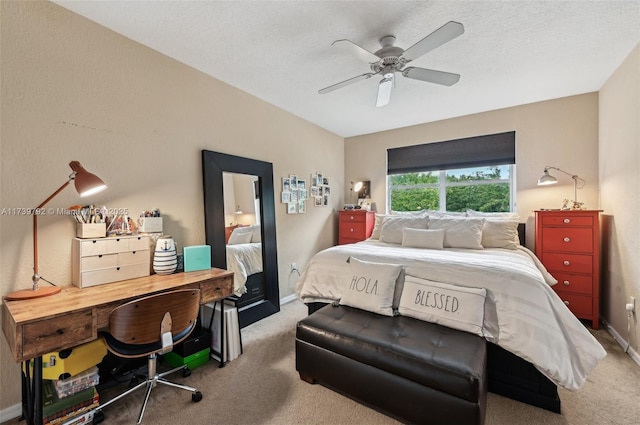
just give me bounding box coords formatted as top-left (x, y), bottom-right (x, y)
top-left (535, 210), bottom-right (602, 329)
top-left (338, 210), bottom-right (375, 244)
top-left (4, 161), bottom-right (107, 301)
top-left (537, 166), bottom-right (586, 210)
top-left (153, 235), bottom-right (178, 275)
top-left (72, 235), bottom-right (151, 288)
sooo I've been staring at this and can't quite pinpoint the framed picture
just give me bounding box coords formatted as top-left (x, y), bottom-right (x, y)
top-left (287, 202), bottom-right (297, 214)
top-left (310, 186), bottom-right (319, 197)
top-left (290, 175), bottom-right (298, 190)
top-left (314, 196), bottom-right (323, 207)
top-left (281, 191), bottom-right (291, 203)
top-left (282, 177), bottom-right (290, 192)
top-left (298, 200), bottom-right (306, 214)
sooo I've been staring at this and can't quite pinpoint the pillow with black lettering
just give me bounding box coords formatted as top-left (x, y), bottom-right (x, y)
top-left (339, 257), bottom-right (403, 316)
top-left (398, 275), bottom-right (486, 336)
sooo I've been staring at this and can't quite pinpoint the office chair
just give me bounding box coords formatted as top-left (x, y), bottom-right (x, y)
top-left (94, 289), bottom-right (203, 424)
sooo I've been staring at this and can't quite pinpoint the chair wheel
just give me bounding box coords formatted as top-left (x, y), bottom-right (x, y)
top-left (182, 367), bottom-right (191, 378)
top-left (93, 410), bottom-right (105, 424)
top-left (192, 391), bottom-right (203, 402)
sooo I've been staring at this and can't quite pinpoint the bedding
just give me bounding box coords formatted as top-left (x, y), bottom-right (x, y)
top-left (295, 239), bottom-right (606, 391)
top-left (226, 242), bottom-right (262, 296)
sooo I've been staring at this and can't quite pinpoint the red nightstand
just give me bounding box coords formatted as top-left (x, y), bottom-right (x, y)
top-left (338, 210), bottom-right (375, 245)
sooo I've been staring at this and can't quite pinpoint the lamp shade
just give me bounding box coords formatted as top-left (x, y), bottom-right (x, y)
top-left (69, 161), bottom-right (107, 197)
top-left (537, 169), bottom-right (558, 186)
top-left (353, 181), bottom-right (364, 192)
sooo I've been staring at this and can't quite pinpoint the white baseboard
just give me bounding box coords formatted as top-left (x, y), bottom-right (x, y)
top-left (0, 402), bottom-right (22, 423)
top-left (280, 293), bottom-right (298, 305)
top-left (602, 317), bottom-right (640, 367)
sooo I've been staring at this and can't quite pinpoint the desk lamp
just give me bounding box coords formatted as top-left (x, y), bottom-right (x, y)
top-left (4, 161), bottom-right (107, 301)
top-left (537, 166), bottom-right (585, 207)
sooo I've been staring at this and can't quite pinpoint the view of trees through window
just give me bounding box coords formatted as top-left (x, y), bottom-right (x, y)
top-left (388, 165), bottom-right (512, 212)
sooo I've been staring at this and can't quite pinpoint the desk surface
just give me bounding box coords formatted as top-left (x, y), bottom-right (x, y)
top-left (2, 268), bottom-right (234, 362)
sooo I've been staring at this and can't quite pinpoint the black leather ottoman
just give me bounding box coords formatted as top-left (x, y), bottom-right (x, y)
top-left (296, 304), bottom-right (487, 425)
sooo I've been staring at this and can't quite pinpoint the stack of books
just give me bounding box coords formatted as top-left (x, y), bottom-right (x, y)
top-left (202, 300), bottom-right (242, 362)
top-left (43, 366), bottom-right (100, 425)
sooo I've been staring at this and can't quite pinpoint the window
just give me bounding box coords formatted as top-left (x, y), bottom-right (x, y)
top-left (388, 165), bottom-right (514, 212)
top-left (387, 132), bottom-right (515, 213)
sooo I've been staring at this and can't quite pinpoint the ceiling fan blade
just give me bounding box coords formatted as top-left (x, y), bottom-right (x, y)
top-left (331, 39), bottom-right (380, 63)
top-left (400, 21), bottom-right (464, 62)
top-left (376, 74), bottom-right (394, 107)
top-left (318, 73), bottom-right (375, 94)
top-left (402, 67), bottom-right (460, 86)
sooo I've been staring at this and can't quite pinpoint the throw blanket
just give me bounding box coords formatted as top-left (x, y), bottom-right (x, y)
top-left (226, 242), bottom-right (262, 295)
top-left (295, 240), bottom-right (606, 391)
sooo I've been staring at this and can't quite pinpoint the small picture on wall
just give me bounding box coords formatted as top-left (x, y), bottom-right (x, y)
top-left (298, 200), bottom-right (306, 214)
top-left (290, 175), bottom-right (298, 190)
top-left (291, 190), bottom-right (298, 202)
top-left (314, 196), bottom-right (323, 207)
top-left (324, 185), bottom-right (331, 195)
top-left (323, 194), bottom-right (329, 206)
top-left (282, 177), bottom-right (290, 192)
top-left (298, 179), bottom-right (306, 190)
top-left (287, 202), bottom-right (297, 214)
top-left (281, 191), bottom-right (291, 203)
top-left (310, 186), bottom-right (319, 197)
top-left (299, 188), bottom-right (308, 201)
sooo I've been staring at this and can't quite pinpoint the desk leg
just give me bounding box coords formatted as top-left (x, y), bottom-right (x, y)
top-left (220, 301), bottom-right (225, 368)
top-left (21, 357), bottom-right (43, 425)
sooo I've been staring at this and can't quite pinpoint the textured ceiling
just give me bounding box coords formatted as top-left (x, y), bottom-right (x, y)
top-left (52, 1), bottom-right (640, 138)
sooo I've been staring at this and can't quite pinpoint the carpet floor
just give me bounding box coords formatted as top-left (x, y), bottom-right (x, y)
top-left (6, 299), bottom-right (640, 424)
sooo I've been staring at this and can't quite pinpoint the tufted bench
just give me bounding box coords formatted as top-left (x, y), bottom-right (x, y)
top-left (296, 304), bottom-right (487, 425)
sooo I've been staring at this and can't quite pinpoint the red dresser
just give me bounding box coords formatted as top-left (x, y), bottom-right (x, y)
top-left (535, 210), bottom-right (601, 329)
top-left (338, 210), bottom-right (375, 245)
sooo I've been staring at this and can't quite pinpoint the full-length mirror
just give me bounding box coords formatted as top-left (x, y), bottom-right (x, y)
top-left (202, 150), bottom-right (280, 327)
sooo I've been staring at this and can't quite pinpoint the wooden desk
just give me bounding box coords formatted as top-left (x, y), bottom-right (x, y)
top-left (1, 268), bottom-right (233, 425)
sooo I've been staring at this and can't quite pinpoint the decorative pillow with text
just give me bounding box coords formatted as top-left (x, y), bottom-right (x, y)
top-left (398, 275), bottom-right (486, 336)
top-left (339, 257), bottom-right (403, 316)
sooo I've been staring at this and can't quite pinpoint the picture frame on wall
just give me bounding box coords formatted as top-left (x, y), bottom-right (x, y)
top-left (288, 202), bottom-right (297, 214)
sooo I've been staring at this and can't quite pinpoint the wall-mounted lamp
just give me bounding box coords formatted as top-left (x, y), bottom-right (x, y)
top-left (537, 166), bottom-right (585, 207)
top-left (4, 161), bottom-right (107, 301)
top-left (235, 205), bottom-right (243, 215)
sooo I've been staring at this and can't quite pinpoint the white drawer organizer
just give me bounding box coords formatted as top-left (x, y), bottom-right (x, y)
top-left (72, 235), bottom-right (151, 288)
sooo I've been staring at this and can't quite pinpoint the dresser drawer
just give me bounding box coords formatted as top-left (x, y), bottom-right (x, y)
top-left (551, 273), bottom-right (593, 295)
top-left (340, 212), bottom-right (367, 224)
top-left (541, 227), bottom-right (593, 253)
top-left (22, 309), bottom-right (95, 359)
top-left (80, 263), bottom-right (150, 288)
top-left (554, 291), bottom-right (592, 317)
top-left (542, 252), bottom-right (592, 274)
top-left (118, 249), bottom-right (150, 266)
top-left (81, 253), bottom-right (118, 270)
top-left (542, 215), bottom-right (593, 227)
top-left (340, 221), bottom-right (366, 237)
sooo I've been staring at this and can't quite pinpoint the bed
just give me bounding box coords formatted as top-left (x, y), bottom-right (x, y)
top-left (225, 225), bottom-right (263, 298)
top-left (295, 212), bottom-right (606, 412)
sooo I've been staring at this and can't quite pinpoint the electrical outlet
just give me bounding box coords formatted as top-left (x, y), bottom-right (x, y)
top-left (291, 263), bottom-right (297, 272)
top-left (625, 296), bottom-right (635, 313)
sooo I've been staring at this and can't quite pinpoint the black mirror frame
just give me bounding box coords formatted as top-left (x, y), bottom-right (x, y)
top-left (202, 150), bottom-right (280, 325)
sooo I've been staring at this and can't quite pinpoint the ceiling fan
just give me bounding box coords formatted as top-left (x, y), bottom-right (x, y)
top-left (318, 21), bottom-right (464, 107)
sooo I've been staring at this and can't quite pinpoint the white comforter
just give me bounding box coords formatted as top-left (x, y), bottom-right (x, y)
top-left (226, 242), bottom-right (262, 296)
top-left (295, 240), bottom-right (606, 391)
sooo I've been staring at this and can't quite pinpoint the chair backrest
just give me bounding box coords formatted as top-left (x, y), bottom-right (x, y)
top-left (108, 289), bottom-right (200, 347)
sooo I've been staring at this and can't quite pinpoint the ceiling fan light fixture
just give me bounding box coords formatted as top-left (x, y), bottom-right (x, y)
top-left (376, 75), bottom-right (394, 107)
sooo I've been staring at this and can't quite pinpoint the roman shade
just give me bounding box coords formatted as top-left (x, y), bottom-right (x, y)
top-left (387, 131), bottom-right (515, 174)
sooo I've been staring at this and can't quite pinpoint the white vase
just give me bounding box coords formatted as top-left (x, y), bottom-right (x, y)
top-left (153, 236), bottom-right (177, 275)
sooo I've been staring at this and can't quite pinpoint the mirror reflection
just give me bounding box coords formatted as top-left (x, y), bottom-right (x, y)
top-left (223, 172), bottom-right (263, 298)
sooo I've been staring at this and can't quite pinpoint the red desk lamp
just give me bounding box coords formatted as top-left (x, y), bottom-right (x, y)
top-left (4, 161), bottom-right (107, 301)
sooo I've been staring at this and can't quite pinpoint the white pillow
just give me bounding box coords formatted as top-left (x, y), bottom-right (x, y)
top-left (426, 210), bottom-right (467, 218)
top-left (398, 275), bottom-right (486, 336)
top-left (427, 217), bottom-right (485, 249)
top-left (228, 227), bottom-right (253, 245)
top-left (247, 225), bottom-right (262, 243)
top-left (379, 216), bottom-right (427, 244)
top-left (390, 209), bottom-right (427, 216)
top-left (339, 257), bottom-right (402, 316)
top-left (466, 209), bottom-right (520, 221)
top-left (401, 228), bottom-right (445, 250)
top-left (482, 220), bottom-right (519, 249)
top-left (369, 214), bottom-right (387, 240)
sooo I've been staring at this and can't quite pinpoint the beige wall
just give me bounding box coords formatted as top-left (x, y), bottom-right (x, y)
top-left (599, 44), bottom-right (640, 356)
top-left (0, 1), bottom-right (343, 409)
top-left (345, 93), bottom-right (601, 249)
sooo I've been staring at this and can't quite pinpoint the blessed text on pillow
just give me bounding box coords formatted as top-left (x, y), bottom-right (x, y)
top-left (398, 275), bottom-right (486, 336)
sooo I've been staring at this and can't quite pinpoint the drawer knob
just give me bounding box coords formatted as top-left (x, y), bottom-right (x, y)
top-left (564, 300), bottom-right (570, 306)
top-left (563, 218), bottom-right (570, 224)
top-left (56, 329), bottom-right (65, 335)
top-left (563, 260), bottom-right (570, 266)
top-left (350, 216), bottom-right (355, 220)
top-left (563, 280), bottom-right (570, 286)
top-left (116, 267), bottom-right (121, 271)
top-left (350, 228), bottom-right (354, 233)
top-left (98, 254), bottom-right (102, 258)
top-left (563, 237), bottom-right (570, 243)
